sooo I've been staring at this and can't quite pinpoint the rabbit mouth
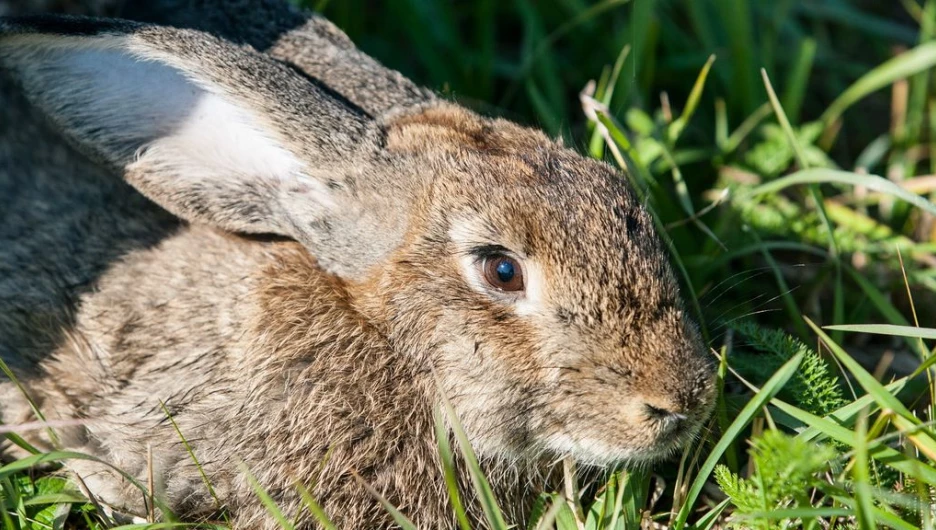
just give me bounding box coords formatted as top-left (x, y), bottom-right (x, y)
top-left (538, 418), bottom-right (705, 468)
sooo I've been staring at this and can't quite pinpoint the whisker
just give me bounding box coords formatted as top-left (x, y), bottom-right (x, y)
top-left (701, 266), bottom-right (774, 308)
top-left (708, 291), bottom-right (769, 326)
top-left (712, 308), bottom-right (784, 333)
top-left (709, 284), bottom-right (800, 335)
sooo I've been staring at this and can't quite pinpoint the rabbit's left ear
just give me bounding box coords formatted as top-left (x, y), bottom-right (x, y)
top-left (1, 16), bottom-right (402, 277)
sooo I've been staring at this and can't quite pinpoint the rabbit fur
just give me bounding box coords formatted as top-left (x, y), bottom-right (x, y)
top-left (0, 1), bottom-right (716, 528)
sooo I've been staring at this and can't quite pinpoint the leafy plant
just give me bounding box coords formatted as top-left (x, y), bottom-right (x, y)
top-left (732, 320), bottom-right (847, 417)
top-left (715, 431), bottom-right (837, 530)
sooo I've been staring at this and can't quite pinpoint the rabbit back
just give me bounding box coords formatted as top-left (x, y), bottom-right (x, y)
top-left (0, 71), bottom-right (180, 376)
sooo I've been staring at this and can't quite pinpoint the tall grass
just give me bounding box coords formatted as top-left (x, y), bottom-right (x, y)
top-left (4, 0), bottom-right (936, 528)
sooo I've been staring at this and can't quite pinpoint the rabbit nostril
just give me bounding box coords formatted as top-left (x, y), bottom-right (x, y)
top-left (644, 403), bottom-right (671, 419)
top-left (643, 403), bottom-right (687, 426)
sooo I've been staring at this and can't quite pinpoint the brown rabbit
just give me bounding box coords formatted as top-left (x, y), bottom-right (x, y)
top-left (0, 2), bottom-right (716, 528)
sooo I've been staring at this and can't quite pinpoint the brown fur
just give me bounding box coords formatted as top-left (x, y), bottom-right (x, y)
top-left (0, 2), bottom-right (715, 528)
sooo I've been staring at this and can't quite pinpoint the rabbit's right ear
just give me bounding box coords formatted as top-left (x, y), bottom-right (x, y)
top-left (120, 0), bottom-right (435, 116)
top-left (0, 16), bottom-right (409, 277)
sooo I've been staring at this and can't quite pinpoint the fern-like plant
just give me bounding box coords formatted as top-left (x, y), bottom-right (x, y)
top-left (731, 321), bottom-right (847, 417)
top-left (716, 430), bottom-right (836, 530)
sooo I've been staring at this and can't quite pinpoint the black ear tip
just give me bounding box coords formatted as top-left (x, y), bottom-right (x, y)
top-left (0, 14), bottom-right (137, 37)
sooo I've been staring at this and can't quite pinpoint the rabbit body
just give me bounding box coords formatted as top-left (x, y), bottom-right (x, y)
top-left (3, 221), bottom-right (505, 528)
top-left (0, 2), bottom-right (715, 528)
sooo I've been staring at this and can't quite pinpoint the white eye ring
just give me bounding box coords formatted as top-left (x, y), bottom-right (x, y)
top-left (458, 252), bottom-right (547, 314)
top-left (448, 220), bottom-right (541, 310)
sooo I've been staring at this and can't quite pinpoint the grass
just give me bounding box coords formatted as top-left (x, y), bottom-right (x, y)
top-left (4, 0), bottom-right (936, 528)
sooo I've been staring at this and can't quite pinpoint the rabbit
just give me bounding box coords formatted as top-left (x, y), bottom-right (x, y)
top-left (0, 2), bottom-right (717, 528)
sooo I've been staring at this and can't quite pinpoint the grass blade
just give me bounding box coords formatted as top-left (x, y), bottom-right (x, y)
top-left (843, 266), bottom-right (929, 357)
top-left (588, 44), bottom-right (631, 158)
top-left (796, 378), bottom-right (909, 442)
top-left (746, 168), bottom-right (936, 217)
top-left (690, 498), bottom-right (730, 530)
top-left (761, 69), bottom-right (809, 167)
top-left (350, 471), bottom-right (418, 530)
top-left (159, 401), bottom-right (225, 519)
top-left (436, 378), bottom-right (509, 529)
top-left (21, 492), bottom-right (88, 506)
top-left (832, 496), bottom-right (920, 530)
top-left (240, 464), bottom-right (295, 530)
top-left (761, 69), bottom-right (843, 339)
top-left (721, 103), bottom-right (772, 153)
top-left (295, 482), bottom-right (337, 530)
top-left (805, 317), bottom-right (921, 423)
top-left (434, 409), bottom-right (472, 530)
top-left (853, 412), bottom-right (876, 530)
top-left (531, 494), bottom-right (567, 530)
top-left (824, 324), bottom-right (936, 340)
top-left (777, 398), bottom-right (936, 483)
top-left (714, 0), bottom-right (757, 113)
top-left (741, 507), bottom-right (853, 520)
top-left (0, 429), bottom-right (41, 456)
top-left (821, 41), bottom-right (936, 130)
top-left (0, 357), bottom-right (60, 448)
top-left (0, 451), bottom-right (147, 494)
top-left (669, 54), bottom-right (716, 143)
top-left (780, 38), bottom-right (817, 123)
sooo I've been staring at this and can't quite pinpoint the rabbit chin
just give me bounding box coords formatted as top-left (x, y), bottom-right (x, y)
top-left (537, 429), bottom-right (697, 468)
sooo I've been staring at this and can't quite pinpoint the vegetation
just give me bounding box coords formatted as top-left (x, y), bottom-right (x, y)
top-left (4, 0), bottom-right (936, 528)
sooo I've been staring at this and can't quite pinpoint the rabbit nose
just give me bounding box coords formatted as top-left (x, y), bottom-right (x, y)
top-left (642, 403), bottom-right (687, 433)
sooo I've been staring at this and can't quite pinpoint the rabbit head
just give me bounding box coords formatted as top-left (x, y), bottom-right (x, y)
top-left (357, 105), bottom-right (716, 466)
top-left (0, 14), bottom-right (714, 474)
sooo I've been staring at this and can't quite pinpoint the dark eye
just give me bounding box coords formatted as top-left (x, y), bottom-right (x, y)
top-left (482, 255), bottom-right (524, 292)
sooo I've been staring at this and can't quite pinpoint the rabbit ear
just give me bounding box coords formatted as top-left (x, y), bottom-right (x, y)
top-left (121, 0), bottom-right (435, 116)
top-left (1, 16), bottom-right (400, 276)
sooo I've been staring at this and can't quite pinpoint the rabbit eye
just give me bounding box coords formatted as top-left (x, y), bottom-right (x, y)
top-left (482, 255), bottom-right (524, 292)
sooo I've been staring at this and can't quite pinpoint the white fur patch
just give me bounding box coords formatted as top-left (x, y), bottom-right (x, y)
top-left (449, 218), bottom-right (545, 312)
top-left (1, 33), bottom-right (307, 189)
top-left (137, 92), bottom-right (306, 186)
top-left (541, 432), bottom-right (659, 468)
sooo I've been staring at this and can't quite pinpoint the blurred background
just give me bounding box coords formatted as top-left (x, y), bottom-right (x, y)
top-left (318, 0), bottom-right (910, 145)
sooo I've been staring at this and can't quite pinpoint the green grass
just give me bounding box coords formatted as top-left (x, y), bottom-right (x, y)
top-left (4, 0), bottom-right (936, 528)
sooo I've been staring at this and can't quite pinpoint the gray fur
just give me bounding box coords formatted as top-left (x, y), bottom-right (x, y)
top-left (121, 0), bottom-right (436, 115)
top-left (0, 3), bottom-right (716, 529)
